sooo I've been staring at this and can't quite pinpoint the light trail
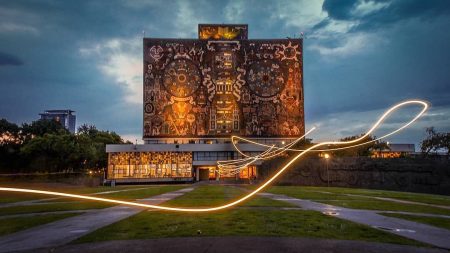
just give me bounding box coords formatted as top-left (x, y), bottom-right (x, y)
top-left (216, 128), bottom-right (316, 175)
top-left (0, 100), bottom-right (428, 212)
top-left (231, 100), bottom-right (428, 156)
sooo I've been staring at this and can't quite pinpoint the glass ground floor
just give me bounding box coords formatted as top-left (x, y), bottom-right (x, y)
top-left (107, 151), bottom-right (258, 183)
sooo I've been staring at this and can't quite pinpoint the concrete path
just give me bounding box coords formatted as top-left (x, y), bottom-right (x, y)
top-left (0, 187), bottom-right (194, 253)
top-left (27, 237), bottom-right (447, 253)
top-left (260, 193), bottom-right (450, 250)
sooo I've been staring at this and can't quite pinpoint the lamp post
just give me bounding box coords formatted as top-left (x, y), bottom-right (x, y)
top-left (324, 153), bottom-right (330, 187)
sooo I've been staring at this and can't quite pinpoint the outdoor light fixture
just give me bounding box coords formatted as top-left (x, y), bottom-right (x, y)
top-left (0, 100), bottom-right (428, 212)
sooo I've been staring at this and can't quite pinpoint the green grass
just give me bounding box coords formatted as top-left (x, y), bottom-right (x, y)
top-left (0, 201), bottom-right (113, 216)
top-left (244, 196), bottom-right (296, 207)
top-left (75, 185), bottom-right (427, 247)
top-left (380, 213), bottom-right (450, 230)
top-left (267, 186), bottom-right (450, 216)
top-left (0, 213), bottom-right (80, 236)
top-left (48, 185), bottom-right (188, 203)
top-left (0, 184), bottom-right (161, 204)
top-left (0, 185), bottom-right (187, 216)
top-left (164, 185), bottom-right (294, 208)
top-left (94, 185), bottom-right (187, 200)
top-left (165, 185), bottom-right (242, 207)
top-left (0, 192), bottom-right (51, 204)
top-left (74, 209), bottom-right (427, 247)
top-left (300, 186), bottom-right (450, 207)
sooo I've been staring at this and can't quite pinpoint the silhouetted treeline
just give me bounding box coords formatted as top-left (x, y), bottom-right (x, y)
top-left (0, 118), bottom-right (128, 173)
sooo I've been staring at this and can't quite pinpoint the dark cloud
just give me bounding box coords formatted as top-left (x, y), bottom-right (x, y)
top-left (0, 0), bottom-right (449, 141)
top-left (0, 52), bottom-right (23, 66)
top-left (322, 0), bottom-right (450, 31)
top-left (322, 0), bottom-right (359, 20)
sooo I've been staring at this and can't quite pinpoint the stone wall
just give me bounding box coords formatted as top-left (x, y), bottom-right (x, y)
top-left (259, 156), bottom-right (450, 195)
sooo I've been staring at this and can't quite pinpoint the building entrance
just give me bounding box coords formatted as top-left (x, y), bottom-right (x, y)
top-left (197, 167), bottom-right (218, 181)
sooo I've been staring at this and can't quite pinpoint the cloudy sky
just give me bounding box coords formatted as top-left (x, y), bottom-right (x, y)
top-left (0, 0), bottom-right (449, 148)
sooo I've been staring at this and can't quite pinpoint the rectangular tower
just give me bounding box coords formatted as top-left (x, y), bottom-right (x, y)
top-left (143, 24), bottom-right (304, 140)
top-left (106, 24), bottom-right (304, 184)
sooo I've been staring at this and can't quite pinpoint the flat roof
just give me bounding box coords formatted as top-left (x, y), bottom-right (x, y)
top-left (106, 143), bottom-right (269, 153)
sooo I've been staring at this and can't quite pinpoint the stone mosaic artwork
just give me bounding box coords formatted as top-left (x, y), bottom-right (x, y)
top-left (143, 36), bottom-right (304, 138)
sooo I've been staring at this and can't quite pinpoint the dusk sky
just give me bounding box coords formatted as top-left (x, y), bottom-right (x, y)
top-left (1, 0), bottom-right (449, 148)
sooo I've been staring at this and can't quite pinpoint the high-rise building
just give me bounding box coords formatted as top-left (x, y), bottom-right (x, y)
top-left (39, 110), bottom-right (76, 133)
top-left (106, 24), bottom-right (304, 183)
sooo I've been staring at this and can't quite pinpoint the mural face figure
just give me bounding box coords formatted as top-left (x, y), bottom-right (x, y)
top-left (163, 59), bottom-right (201, 98)
top-left (247, 59), bottom-right (285, 98)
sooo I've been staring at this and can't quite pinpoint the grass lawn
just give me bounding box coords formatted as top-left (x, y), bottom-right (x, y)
top-left (0, 213), bottom-right (80, 236)
top-left (75, 210), bottom-right (427, 247)
top-left (0, 185), bottom-right (188, 216)
top-left (164, 185), bottom-right (295, 208)
top-left (0, 201), bottom-right (113, 216)
top-left (299, 186), bottom-right (450, 207)
top-left (0, 184), bottom-right (163, 204)
top-left (0, 192), bottom-right (51, 204)
top-left (267, 186), bottom-right (450, 216)
top-left (1, 184), bottom-right (446, 248)
top-left (47, 185), bottom-right (188, 203)
top-left (75, 185), bottom-right (427, 247)
top-left (380, 213), bottom-right (450, 230)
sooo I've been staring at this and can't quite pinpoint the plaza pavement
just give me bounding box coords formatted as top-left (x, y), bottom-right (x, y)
top-left (27, 237), bottom-right (448, 253)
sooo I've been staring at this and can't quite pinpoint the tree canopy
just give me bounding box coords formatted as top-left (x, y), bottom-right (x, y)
top-left (421, 127), bottom-right (450, 155)
top-left (328, 134), bottom-right (388, 157)
top-left (0, 119), bottom-right (128, 173)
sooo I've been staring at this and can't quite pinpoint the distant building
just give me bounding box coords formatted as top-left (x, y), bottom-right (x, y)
top-left (39, 110), bottom-right (76, 133)
top-left (372, 143), bottom-right (415, 158)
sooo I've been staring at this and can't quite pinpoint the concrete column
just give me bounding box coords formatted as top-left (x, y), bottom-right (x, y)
top-left (195, 167), bottom-right (199, 181)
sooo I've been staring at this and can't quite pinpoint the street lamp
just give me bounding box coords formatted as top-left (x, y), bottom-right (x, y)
top-left (324, 153), bottom-right (330, 187)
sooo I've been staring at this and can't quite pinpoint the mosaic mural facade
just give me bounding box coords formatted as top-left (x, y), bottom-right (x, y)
top-left (143, 29), bottom-right (304, 139)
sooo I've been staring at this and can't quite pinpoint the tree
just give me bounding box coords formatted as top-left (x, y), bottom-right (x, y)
top-left (329, 134), bottom-right (387, 157)
top-left (77, 124), bottom-right (98, 136)
top-left (0, 119), bottom-right (22, 171)
top-left (20, 133), bottom-right (80, 172)
top-left (77, 124), bottom-right (126, 169)
top-left (21, 119), bottom-right (68, 143)
top-left (0, 118), bottom-right (130, 172)
top-left (440, 133), bottom-right (450, 155)
top-left (421, 127), bottom-right (443, 155)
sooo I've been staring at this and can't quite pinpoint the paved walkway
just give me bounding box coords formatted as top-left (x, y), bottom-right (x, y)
top-left (27, 237), bottom-right (447, 253)
top-left (0, 187), bottom-right (194, 253)
top-left (260, 193), bottom-right (450, 249)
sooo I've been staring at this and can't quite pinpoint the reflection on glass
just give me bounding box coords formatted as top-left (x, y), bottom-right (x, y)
top-left (108, 152), bottom-right (192, 179)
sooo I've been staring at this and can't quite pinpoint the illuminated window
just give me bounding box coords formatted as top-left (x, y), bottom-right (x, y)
top-left (108, 152), bottom-right (192, 179)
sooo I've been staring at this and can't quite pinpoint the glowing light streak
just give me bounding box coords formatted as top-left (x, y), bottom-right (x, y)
top-left (216, 128), bottom-right (316, 174)
top-left (0, 100), bottom-right (428, 212)
top-left (231, 100), bottom-right (428, 156)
